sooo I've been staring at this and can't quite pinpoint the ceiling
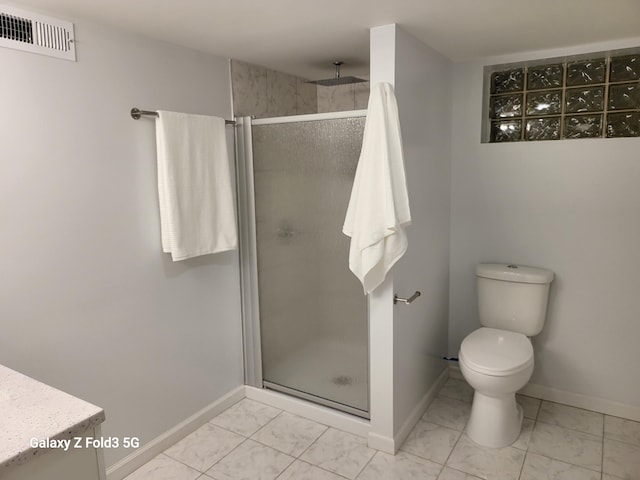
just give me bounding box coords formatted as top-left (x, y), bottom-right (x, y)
top-left (11, 0), bottom-right (640, 80)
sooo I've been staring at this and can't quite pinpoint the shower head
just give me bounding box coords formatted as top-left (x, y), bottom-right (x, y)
top-left (307, 61), bottom-right (367, 86)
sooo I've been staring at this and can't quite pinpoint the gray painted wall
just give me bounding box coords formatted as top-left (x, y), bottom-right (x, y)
top-left (368, 24), bottom-right (451, 446)
top-left (392, 26), bottom-right (452, 434)
top-left (449, 41), bottom-right (640, 408)
top-left (0, 19), bottom-right (243, 466)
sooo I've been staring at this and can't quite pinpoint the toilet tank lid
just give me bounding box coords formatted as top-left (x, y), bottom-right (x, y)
top-left (476, 264), bottom-right (554, 284)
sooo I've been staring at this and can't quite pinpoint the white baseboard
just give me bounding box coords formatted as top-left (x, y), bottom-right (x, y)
top-left (392, 367), bottom-right (450, 452)
top-left (367, 431), bottom-right (395, 453)
top-left (520, 383), bottom-right (640, 422)
top-left (447, 363), bottom-right (464, 380)
top-left (106, 386), bottom-right (245, 480)
top-left (369, 367), bottom-right (449, 454)
top-left (448, 364), bottom-right (640, 422)
top-left (245, 386), bottom-right (370, 438)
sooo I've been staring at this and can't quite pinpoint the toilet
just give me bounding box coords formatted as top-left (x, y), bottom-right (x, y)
top-left (459, 263), bottom-right (554, 448)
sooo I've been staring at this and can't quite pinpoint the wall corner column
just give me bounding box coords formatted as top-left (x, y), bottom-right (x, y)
top-left (367, 23), bottom-right (398, 453)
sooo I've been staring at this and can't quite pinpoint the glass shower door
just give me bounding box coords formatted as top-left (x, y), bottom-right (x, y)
top-left (252, 115), bottom-right (368, 417)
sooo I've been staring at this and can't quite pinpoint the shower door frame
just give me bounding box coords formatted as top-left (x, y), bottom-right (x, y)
top-left (235, 110), bottom-right (370, 418)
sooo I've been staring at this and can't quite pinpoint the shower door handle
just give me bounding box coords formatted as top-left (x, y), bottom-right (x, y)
top-left (394, 291), bottom-right (421, 305)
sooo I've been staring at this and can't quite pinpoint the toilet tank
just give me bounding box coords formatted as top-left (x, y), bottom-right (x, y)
top-left (476, 264), bottom-right (554, 336)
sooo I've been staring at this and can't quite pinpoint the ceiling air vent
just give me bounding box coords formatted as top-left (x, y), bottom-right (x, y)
top-left (0, 4), bottom-right (75, 61)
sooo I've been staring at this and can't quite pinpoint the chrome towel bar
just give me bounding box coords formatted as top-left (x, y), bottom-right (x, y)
top-left (130, 107), bottom-right (235, 125)
top-left (394, 291), bottom-right (421, 305)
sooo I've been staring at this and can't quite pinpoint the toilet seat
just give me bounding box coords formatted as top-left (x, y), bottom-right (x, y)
top-left (459, 327), bottom-right (533, 376)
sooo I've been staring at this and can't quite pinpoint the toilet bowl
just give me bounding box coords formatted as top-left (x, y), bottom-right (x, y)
top-left (458, 264), bottom-right (553, 448)
top-left (459, 327), bottom-right (534, 448)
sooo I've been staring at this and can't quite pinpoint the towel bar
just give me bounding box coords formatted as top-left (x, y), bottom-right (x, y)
top-left (394, 291), bottom-right (421, 305)
top-left (130, 107), bottom-right (235, 125)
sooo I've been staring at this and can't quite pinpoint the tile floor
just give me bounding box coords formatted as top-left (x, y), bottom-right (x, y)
top-left (124, 378), bottom-right (640, 480)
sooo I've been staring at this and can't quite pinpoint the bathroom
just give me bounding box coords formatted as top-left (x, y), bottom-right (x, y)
top-left (1, 1), bottom-right (639, 479)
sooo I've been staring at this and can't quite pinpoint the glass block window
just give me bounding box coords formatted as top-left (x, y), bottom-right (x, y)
top-left (485, 48), bottom-right (640, 142)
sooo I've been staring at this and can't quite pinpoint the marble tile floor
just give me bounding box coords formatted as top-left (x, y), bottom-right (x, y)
top-left (125, 379), bottom-right (640, 480)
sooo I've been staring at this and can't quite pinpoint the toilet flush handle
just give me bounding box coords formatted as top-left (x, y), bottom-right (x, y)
top-left (394, 291), bottom-right (421, 305)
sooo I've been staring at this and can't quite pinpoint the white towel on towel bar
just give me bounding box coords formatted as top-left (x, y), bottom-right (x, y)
top-left (342, 82), bottom-right (411, 294)
top-left (155, 111), bottom-right (237, 261)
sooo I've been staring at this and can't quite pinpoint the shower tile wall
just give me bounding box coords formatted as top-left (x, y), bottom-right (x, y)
top-left (317, 82), bottom-right (370, 113)
top-left (266, 69), bottom-right (297, 117)
top-left (231, 60), bottom-right (318, 118)
top-left (355, 83), bottom-right (370, 109)
top-left (231, 60), bottom-right (370, 118)
top-left (296, 78), bottom-right (318, 115)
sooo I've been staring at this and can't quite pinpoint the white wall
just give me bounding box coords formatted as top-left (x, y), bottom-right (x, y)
top-left (0, 17), bottom-right (243, 466)
top-left (449, 39), bottom-right (640, 413)
top-left (367, 24), bottom-right (397, 450)
top-left (392, 26), bottom-right (452, 436)
top-left (368, 24), bottom-right (451, 451)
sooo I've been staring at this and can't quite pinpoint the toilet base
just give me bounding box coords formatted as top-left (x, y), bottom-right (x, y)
top-left (466, 391), bottom-right (523, 448)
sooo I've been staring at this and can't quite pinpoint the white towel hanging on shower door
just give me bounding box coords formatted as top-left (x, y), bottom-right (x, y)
top-left (342, 82), bottom-right (411, 294)
top-left (155, 110), bottom-right (238, 261)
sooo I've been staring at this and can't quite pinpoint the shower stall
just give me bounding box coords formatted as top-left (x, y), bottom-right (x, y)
top-left (236, 110), bottom-right (369, 418)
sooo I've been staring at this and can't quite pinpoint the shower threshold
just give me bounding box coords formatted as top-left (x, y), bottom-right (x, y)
top-left (263, 380), bottom-right (369, 419)
top-left (261, 336), bottom-right (369, 418)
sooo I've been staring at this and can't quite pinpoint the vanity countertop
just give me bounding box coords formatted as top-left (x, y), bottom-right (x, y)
top-left (0, 363), bottom-right (105, 474)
